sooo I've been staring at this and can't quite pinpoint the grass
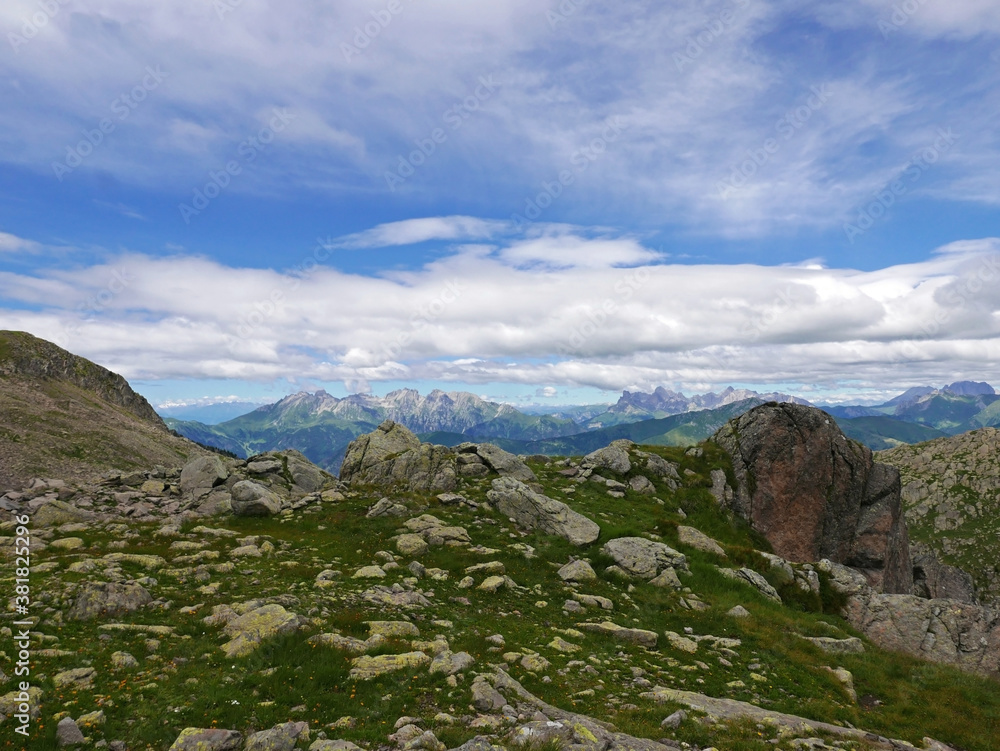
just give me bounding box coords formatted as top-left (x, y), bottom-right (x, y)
top-left (10, 443), bottom-right (1000, 750)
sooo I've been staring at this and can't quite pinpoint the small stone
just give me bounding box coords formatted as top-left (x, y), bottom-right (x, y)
top-left (727, 605), bottom-right (751, 618)
top-left (557, 559), bottom-right (597, 583)
top-left (56, 717), bottom-right (85, 747)
top-left (111, 651), bottom-right (139, 669)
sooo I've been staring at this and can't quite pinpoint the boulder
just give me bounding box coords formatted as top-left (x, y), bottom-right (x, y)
top-left (465, 443), bottom-right (538, 484)
top-left (582, 440), bottom-right (633, 475)
top-left (220, 604), bottom-right (304, 657)
top-left (245, 721), bottom-right (310, 751)
top-left (712, 403), bottom-right (912, 594)
top-left (821, 559), bottom-right (1000, 678)
top-left (677, 526), bottom-right (726, 557)
top-left (717, 567), bottom-right (782, 602)
top-left (349, 651), bottom-right (431, 680)
top-left (340, 421), bottom-right (457, 491)
top-left (56, 717), bottom-right (85, 747)
top-left (180, 456), bottom-right (229, 497)
top-left (558, 559), bottom-right (598, 583)
top-left (68, 581), bottom-right (152, 620)
top-left (577, 621), bottom-right (657, 648)
top-left (911, 544), bottom-right (978, 604)
top-left (230, 481), bottom-right (281, 517)
top-left (169, 728), bottom-right (243, 751)
top-left (601, 537), bottom-right (688, 579)
top-left (32, 500), bottom-right (96, 527)
top-left (487, 477), bottom-right (600, 546)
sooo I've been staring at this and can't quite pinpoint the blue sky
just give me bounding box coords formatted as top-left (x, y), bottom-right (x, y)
top-left (2, 0), bottom-right (1000, 409)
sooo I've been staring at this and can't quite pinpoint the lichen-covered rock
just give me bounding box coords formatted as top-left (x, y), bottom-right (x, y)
top-left (230, 480), bottom-right (281, 517)
top-left (582, 440), bottom-right (633, 475)
top-left (168, 728), bottom-right (243, 751)
top-left (717, 567), bottom-right (782, 602)
top-left (68, 581), bottom-right (152, 620)
top-left (220, 604), bottom-right (303, 657)
top-left (558, 559), bottom-right (597, 583)
top-left (677, 526), bottom-right (726, 557)
top-left (396, 533), bottom-right (429, 556)
top-left (712, 403), bottom-right (912, 594)
top-left (180, 455), bottom-right (229, 497)
top-left (578, 621), bottom-right (657, 648)
top-left (32, 500), bottom-right (97, 527)
top-left (349, 651), bottom-right (431, 680)
top-left (54, 667), bottom-right (95, 688)
top-left (429, 650), bottom-right (475, 675)
top-left (340, 421), bottom-right (457, 491)
top-left (487, 477), bottom-right (600, 546)
top-left (601, 537), bottom-right (688, 579)
top-left (463, 443), bottom-right (538, 484)
top-left (244, 721), bottom-right (310, 751)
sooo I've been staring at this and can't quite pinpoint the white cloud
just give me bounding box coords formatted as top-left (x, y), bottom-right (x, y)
top-left (0, 232), bottom-right (40, 253)
top-left (330, 216), bottom-right (509, 249)
top-left (4, 226), bottom-right (1000, 398)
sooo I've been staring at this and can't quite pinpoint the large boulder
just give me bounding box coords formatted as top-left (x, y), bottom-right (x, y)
top-left (601, 537), bottom-right (689, 579)
top-left (583, 440), bottom-right (634, 475)
top-left (230, 481), bottom-right (281, 517)
top-left (911, 544), bottom-right (978, 604)
top-left (180, 455), bottom-right (229, 497)
top-left (457, 443), bottom-right (537, 484)
top-left (339, 421), bottom-right (457, 491)
top-left (487, 477), bottom-right (600, 546)
top-left (712, 403), bottom-right (912, 594)
top-left (68, 581), bottom-right (152, 620)
top-left (821, 560), bottom-right (1000, 679)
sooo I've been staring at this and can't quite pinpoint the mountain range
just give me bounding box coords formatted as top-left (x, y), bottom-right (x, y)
top-left (165, 380), bottom-right (1000, 472)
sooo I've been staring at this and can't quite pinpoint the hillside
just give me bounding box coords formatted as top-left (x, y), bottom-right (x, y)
top-left (836, 416), bottom-right (947, 450)
top-left (879, 428), bottom-right (1000, 607)
top-left (0, 331), bottom-right (203, 490)
top-left (5, 417), bottom-right (997, 750)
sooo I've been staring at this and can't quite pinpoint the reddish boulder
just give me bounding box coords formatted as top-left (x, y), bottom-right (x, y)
top-left (712, 403), bottom-right (912, 594)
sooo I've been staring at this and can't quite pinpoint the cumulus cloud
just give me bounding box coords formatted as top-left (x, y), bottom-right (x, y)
top-left (4, 224), bottom-right (1000, 397)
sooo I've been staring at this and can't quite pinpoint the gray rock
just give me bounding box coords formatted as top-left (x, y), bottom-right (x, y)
top-left (799, 636), bottom-right (865, 655)
top-left (822, 559), bottom-right (1000, 678)
top-left (180, 456), bottom-right (229, 497)
top-left (168, 728), bottom-right (243, 750)
top-left (717, 567), bottom-right (782, 602)
top-left (558, 559), bottom-right (598, 583)
top-left (582, 440), bottom-right (634, 475)
top-left (677, 526), bottom-right (726, 557)
top-left (68, 581), bottom-right (152, 620)
top-left (578, 621), bottom-right (657, 648)
top-left (244, 721), bottom-right (310, 751)
top-left (429, 650), bottom-right (475, 675)
top-left (601, 537), bottom-right (689, 579)
top-left (470, 443), bottom-right (538, 484)
top-left (726, 605), bottom-right (751, 618)
top-left (471, 676), bottom-right (507, 712)
top-left (627, 475), bottom-right (655, 495)
top-left (367, 497), bottom-right (408, 518)
top-left (56, 717), bottom-right (85, 747)
top-left (340, 421), bottom-right (457, 491)
top-left (487, 477), bottom-right (600, 546)
top-left (230, 481), bottom-right (281, 517)
top-left (32, 500), bottom-right (96, 527)
top-left (660, 709), bottom-right (687, 729)
top-left (911, 544), bottom-right (978, 604)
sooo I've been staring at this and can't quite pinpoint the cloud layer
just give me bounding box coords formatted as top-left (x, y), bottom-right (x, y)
top-left (3, 222), bottom-right (1000, 396)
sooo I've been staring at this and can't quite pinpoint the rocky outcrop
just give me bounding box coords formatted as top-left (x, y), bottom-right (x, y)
top-left (230, 480), bottom-right (281, 517)
top-left (68, 581), bottom-right (152, 621)
top-left (712, 402), bottom-right (912, 594)
top-left (911, 543), bottom-right (978, 604)
top-left (486, 478), bottom-right (600, 546)
top-left (821, 559), bottom-right (1000, 678)
top-left (880, 428), bottom-right (1000, 608)
top-left (339, 421), bottom-right (458, 491)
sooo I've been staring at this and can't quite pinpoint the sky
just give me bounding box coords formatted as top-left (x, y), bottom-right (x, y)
top-left (2, 0), bottom-right (1000, 410)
